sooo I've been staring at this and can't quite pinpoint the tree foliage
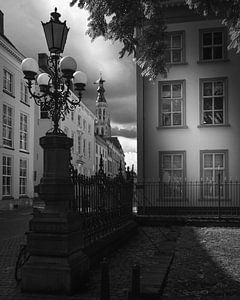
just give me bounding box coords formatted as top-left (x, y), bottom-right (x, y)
top-left (70, 0), bottom-right (240, 80)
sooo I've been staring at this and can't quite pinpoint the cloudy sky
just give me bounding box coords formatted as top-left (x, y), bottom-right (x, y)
top-left (1, 0), bottom-right (137, 170)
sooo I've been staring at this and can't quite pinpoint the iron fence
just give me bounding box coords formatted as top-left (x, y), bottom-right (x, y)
top-left (71, 170), bottom-right (134, 246)
top-left (135, 180), bottom-right (240, 217)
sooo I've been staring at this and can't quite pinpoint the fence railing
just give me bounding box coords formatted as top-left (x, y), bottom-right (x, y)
top-left (135, 180), bottom-right (240, 217)
top-left (71, 170), bottom-right (134, 246)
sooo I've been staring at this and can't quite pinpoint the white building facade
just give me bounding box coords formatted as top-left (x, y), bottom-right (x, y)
top-left (0, 11), bottom-right (35, 207)
top-left (137, 1), bottom-right (240, 183)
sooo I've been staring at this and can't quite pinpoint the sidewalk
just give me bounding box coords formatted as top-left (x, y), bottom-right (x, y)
top-left (0, 209), bottom-right (180, 299)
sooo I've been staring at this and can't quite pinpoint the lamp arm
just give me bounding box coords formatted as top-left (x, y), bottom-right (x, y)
top-left (27, 80), bottom-right (51, 106)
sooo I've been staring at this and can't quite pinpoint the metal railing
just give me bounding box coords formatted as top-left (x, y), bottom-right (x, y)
top-left (71, 170), bottom-right (134, 246)
top-left (135, 180), bottom-right (240, 217)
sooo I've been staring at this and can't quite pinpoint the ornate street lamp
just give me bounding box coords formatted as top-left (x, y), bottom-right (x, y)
top-left (21, 8), bottom-right (87, 134)
top-left (20, 9), bottom-right (90, 294)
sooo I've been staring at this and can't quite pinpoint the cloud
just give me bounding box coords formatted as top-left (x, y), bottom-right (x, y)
top-left (124, 152), bottom-right (138, 172)
top-left (111, 126), bottom-right (137, 139)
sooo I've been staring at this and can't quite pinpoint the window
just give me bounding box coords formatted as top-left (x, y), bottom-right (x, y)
top-left (199, 28), bottom-right (227, 61)
top-left (88, 124), bottom-right (91, 133)
top-left (83, 139), bottom-right (86, 157)
top-left (19, 159), bottom-right (27, 195)
top-left (159, 80), bottom-right (186, 127)
top-left (200, 150), bottom-right (228, 199)
top-left (40, 103), bottom-right (49, 119)
top-left (71, 111), bottom-right (74, 121)
top-left (88, 142), bottom-right (91, 160)
top-left (20, 113), bottom-right (28, 151)
top-left (2, 155), bottom-right (12, 197)
top-left (78, 115), bottom-right (81, 127)
top-left (165, 31), bottom-right (185, 64)
top-left (3, 69), bottom-right (13, 94)
top-left (3, 104), bottom-right (13, 148)
top-left (77, 135), bottom-right (81, 154)
top-left (20, 80), bottom-right (29, 105)
top-left (200, 78), bottom-right (227, 126)
top-left (83, 119), bottom-right (86, 131)
top-left (160, 151), bottom-right (186, 182)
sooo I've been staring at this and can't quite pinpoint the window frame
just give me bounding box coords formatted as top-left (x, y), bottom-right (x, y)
top-left (3, 103), bottom-right (14, 148)
top-left (2, 155), bottom-right (13, 197)
top-left (3, 68), bottom-right (14, 96)
top-left (19, 112), bottom-right (29, 151)
top-left (19, 158), bottom-right (28, 196)
top-left (199, 77), bottom-right (228, 127)
top-left (20, 80), bottom-right (29, 105)
top-left (199, 27), bottom-right (228, 62)
top-left (158, 80), bottom-right (186, 128)
top-left (200, 149), bottom-right (229, 200)
top-left (165, 30), bottom-right (186, 65)
top-left (159, 150), bottom-right (186, 182)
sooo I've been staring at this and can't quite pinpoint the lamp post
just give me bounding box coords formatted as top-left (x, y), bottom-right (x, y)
top-left (21, 9), bottom-right (89, 294)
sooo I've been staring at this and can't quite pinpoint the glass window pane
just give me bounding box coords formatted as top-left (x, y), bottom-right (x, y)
top-left (162, 84), bottom-right (171, 98)
top-left (173, 155), bottom-right (182, 168)
top-left (215, 154), bottom-right (224, 168)
top-left (214, 82), bottom-right (223, 95)
top-left (204, 170), bottom-right (213, 181)
top-left (203, 112), bottom-right (213, 124)
top-left (162, 113), bottom-right (171, 126)
top-left (213, 32), bottom-right (223, 44)
top-left (172, 170), bottom-right (183, 181)
top-left (166, 35), bottom-right (171, 48)
top-left (173, 113), bottom-right (181, 125)
top-left (162, 100), bottom-right (171, 112)
top-left (173, 99), bottom-right (181, 112)
top-left (214, 111), bottom-right (223, 124)
top-left (203, 98), bottom-right (212, 110)
top-left (214, 97), bottom-right (223, 110)
top-left (204, 154), bottom-right (213, 168)
top-left (172, 84), bottom-right (182, 98)
top-left (172, 35), bottom-right (181, 48)
top-left (163, 155), bottom-right (171, 169)
top-left (172, 50), bottom-right (182, 62)
top-left (203, 32), bottom-right (212, 46)
top-left (213, 46), bottom-right (223, 59)
top-left (203, 82), bottom-right (212, 96)
top-left (203, 47), bottom-right (212, 60)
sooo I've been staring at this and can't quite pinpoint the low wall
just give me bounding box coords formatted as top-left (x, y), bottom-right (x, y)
top-left (83, 220), bottom-right (138, 267)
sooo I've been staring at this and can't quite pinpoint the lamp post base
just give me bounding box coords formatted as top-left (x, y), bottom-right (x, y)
top-left (21, 211), bottom-right (89, 294)
top-left (21, 134), bottom-right (89, 294)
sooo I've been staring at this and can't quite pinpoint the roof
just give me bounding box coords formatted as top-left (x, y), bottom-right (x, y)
top-left (106, 137), bottom-right (124, 153)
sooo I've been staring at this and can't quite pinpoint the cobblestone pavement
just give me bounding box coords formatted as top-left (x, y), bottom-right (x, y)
top-left (162, 226), bottom-right (240, 299)
top-left (0, 208), bottom-right (180, 300)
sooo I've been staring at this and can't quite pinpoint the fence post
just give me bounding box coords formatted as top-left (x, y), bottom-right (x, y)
top-left (100, 258), bottom-right (110, 300)
top-left (129, 264), bottom-right (140, 300)
top-left (218, 171), bottom-right (221, 219)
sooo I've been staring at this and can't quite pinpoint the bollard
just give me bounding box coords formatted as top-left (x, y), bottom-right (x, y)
top-left (100, 258), bottom-right (110, 300)
top-left (130, 264), bottom-right (140, 300)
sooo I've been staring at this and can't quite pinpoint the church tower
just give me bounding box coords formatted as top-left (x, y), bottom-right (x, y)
top-left (95, 75), bottom-right (111, 137)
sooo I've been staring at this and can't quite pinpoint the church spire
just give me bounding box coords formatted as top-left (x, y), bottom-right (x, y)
top-left (95, 73), bottom-right (106, 103)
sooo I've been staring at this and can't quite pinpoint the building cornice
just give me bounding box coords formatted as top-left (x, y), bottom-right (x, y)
top-left (0, 36), bottom-right (24, 63)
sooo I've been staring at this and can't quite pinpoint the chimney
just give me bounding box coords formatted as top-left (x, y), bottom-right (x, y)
top-left (0, 11), bottom-right (4, 35)
top-left (38, 53), bottom-right (49, 73)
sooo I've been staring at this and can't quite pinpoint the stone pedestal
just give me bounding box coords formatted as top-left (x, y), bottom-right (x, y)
top-left (21, 134), bottom-right (89, 294)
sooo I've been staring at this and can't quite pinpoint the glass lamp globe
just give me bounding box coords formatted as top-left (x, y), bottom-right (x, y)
top-left (21, 58), bottom-right (39, 80)
top-left (73, 70), bottom-right (87, 90)
top-left (59, 56), bottom-right (77, 79)
top-left (37, 73), bottom-right (51, 92)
